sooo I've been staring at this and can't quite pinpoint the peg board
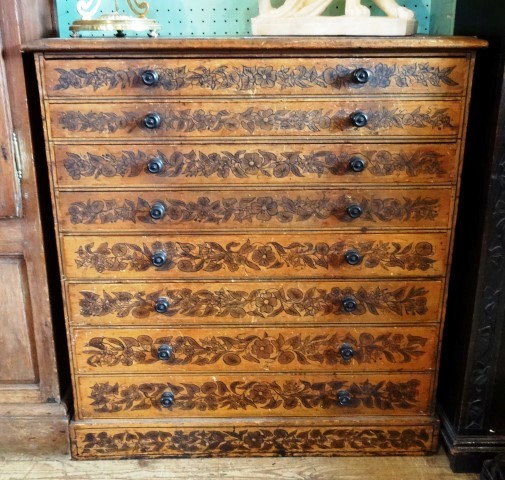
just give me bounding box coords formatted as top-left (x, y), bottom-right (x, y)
top-left (55, 0), bottom-right (445, 37)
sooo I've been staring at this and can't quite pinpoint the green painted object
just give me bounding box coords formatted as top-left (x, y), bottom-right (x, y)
top-left (55, 0), bottom-right (455, 37)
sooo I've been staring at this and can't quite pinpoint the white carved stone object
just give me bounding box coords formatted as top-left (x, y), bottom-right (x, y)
top-left (252, 0), bottom-right (418, 36)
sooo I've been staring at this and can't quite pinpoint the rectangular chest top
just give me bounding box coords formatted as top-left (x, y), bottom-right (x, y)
top-left (24, 36), bottom-right (487, 57)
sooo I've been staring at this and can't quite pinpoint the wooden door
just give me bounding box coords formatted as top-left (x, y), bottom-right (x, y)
top-left (0, 0), bottom-right (68, 455)
top-left (0, 30), bottom-right (20, 218)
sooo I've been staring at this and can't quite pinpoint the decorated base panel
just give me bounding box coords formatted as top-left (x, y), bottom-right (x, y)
top-left (71, 418), bottom-right (439, 459)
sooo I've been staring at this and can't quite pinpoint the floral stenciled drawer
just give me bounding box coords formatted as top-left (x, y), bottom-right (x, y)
top-left (52, 143), bottom-right (460, 188)
top-left (41, 57), bottom-right (469, 98)
top-left (72, 325), bottom-right (439, 374)
top-left (61, 233), bottom-right (450, 279)
top-left (74, 373), bottom-right (434, 419)
top-left (47, 99), bottom-right (463, 140)
top-left (66, 280), bottom-right (444, 326)
top-left (57, 188), bottom-right (454, 232)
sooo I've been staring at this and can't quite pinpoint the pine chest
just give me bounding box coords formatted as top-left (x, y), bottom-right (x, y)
top-left (28, 36), bottom-right (486, 459)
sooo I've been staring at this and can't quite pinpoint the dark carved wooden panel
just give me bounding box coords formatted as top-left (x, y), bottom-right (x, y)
top-left (437, 0), bottom-right (505, 474)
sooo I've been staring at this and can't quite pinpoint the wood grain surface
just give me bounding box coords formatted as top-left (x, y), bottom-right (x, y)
top-left (0, 449), bottom-right (480, 478)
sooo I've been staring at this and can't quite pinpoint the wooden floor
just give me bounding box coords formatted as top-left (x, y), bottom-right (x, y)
top-left (0, 449), bottom-right (478, 480)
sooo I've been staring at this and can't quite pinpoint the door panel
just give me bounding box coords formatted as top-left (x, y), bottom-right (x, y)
top-left (0, 30), bottom-right (19, 218)
top-left (0, 257), bottom-right (37, 383)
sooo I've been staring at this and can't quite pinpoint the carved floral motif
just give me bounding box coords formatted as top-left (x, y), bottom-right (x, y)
top-left (463, 157), bottom-right (505, 431)
top-left (80, 427), bottom-right (431, 455)
top-left (62, 149), bottom-right (447, 181)
top-left (67, 195), bottom-right (440, 226)
top-left (88, 378), bottom-right (421, 413)
top-left (84, 331), bottom-right (428, 368)
top-left (79, 285), bottom-right (429, 320)
top-left (58, 106), bottom-right (455, 135)
top-left (53, 62), bottom-right (458, 93)
top-left (74, 239), bottom-right (437, 274)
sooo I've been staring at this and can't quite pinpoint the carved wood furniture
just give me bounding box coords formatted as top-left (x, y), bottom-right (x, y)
top-left (27, 36), bottom-right (485, 459)
top-left (0, 0), bottom-right (69, 454)
top-left (436, 0), bottom-right (505, 475)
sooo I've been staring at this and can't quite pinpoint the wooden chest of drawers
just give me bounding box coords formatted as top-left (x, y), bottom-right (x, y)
top-left (29, 36), bottom-right (485, 459)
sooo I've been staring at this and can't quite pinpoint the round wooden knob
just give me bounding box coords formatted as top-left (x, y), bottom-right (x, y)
top-left (152, 251), bottom-right (167, 267)
top-left (344, 249), bottom-right (362, 266)
top-left (339, 344), bottom-right (355, 361)
top-left (351, 111), bottom-right (369, 128)
top-left (157, 344), bottom-right (173, 361)
top-left (352, 68), bottom-right (372, 84)
top-left (141, 69), bottom-right (159, 86)
top-left (349, 157), bottom-right (366, 173)
top-left (337, 390), bottom-right (352, 406)
top-left (346, 204), bottom-right (362, 219)
top-left (143, 112), bottom-right (162, 129)
top-left (342, 296), bottom-right (358, 313)
top-left (160, 391), bottom-right (175, 408)
top-left (147, 157), bottom-right (164, 174)
top-left (155, 298), bottom-right (170, 314)
top-left (150, 202), bottom-right (166, 220)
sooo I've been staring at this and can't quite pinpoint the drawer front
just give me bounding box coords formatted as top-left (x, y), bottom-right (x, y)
top-left (43, 57), bottom-right (468, 98)
top-left (53, 143), bottom-right (460, 188)
top-left (57, 187), bottom-right (454, 233)
top-left (73, 325), bottom-right (439, 374)
top-left (67, 280), bottom-right (444, 326)
top-left (75, 373), bottom-right (433, 419)
top-left (48, 99), bottom-right (463, 140)
top-left (62, 232), bottom-right (449, 279)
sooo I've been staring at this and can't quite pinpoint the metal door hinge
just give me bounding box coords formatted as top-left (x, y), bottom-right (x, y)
top-left (12, 131), bottom-right (22, 180)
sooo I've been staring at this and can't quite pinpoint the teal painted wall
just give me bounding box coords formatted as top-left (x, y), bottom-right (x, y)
top-left (55, 0), bottom-right (452, 37)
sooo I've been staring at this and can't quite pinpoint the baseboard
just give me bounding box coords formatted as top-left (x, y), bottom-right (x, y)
top-left (0, 402), bottom-right (70, 456)
top-left (438, 406), bottom-right (505, 473)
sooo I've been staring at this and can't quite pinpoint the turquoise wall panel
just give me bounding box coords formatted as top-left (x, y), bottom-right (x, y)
top-left (55, 0), bottom-right (437, 37)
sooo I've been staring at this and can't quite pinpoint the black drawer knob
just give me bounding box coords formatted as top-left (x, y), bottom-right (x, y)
top-left (155, 298), bottom-right (170, 314)
top-left (342, 296), bottom-right (358, 313)
top-left (337, 390), bottom-right (352, 407)
top-left (339, 344), bottom-right (355, 361)
top-left (351, 111), bottom-right (369, 128)
top-left (152, 251), bottom-right (167, 267)
top-left (141, 69), bottom-right (159, 86)
top-left (346, 204), bottom-right (362, 219)
top-left (352, 68), bottom-right (372, 84)
top-left (160, 391), bottom-right (175, 408)
top-left (349, 157), bottom-right (366, 173)
top-left (150, 202), bottom-right (166, 220)
top-left (147, 157), bottom-right (164, 174)
top-left (143, 112), bottom-right (162, 129)
top-left (157, 344), bottom-right (173, 361)
top-left (344, 249), bottom-right (362, 266)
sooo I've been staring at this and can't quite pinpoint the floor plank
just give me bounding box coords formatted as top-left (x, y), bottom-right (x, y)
top-left (0, 449), bottom-right (479, 480)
